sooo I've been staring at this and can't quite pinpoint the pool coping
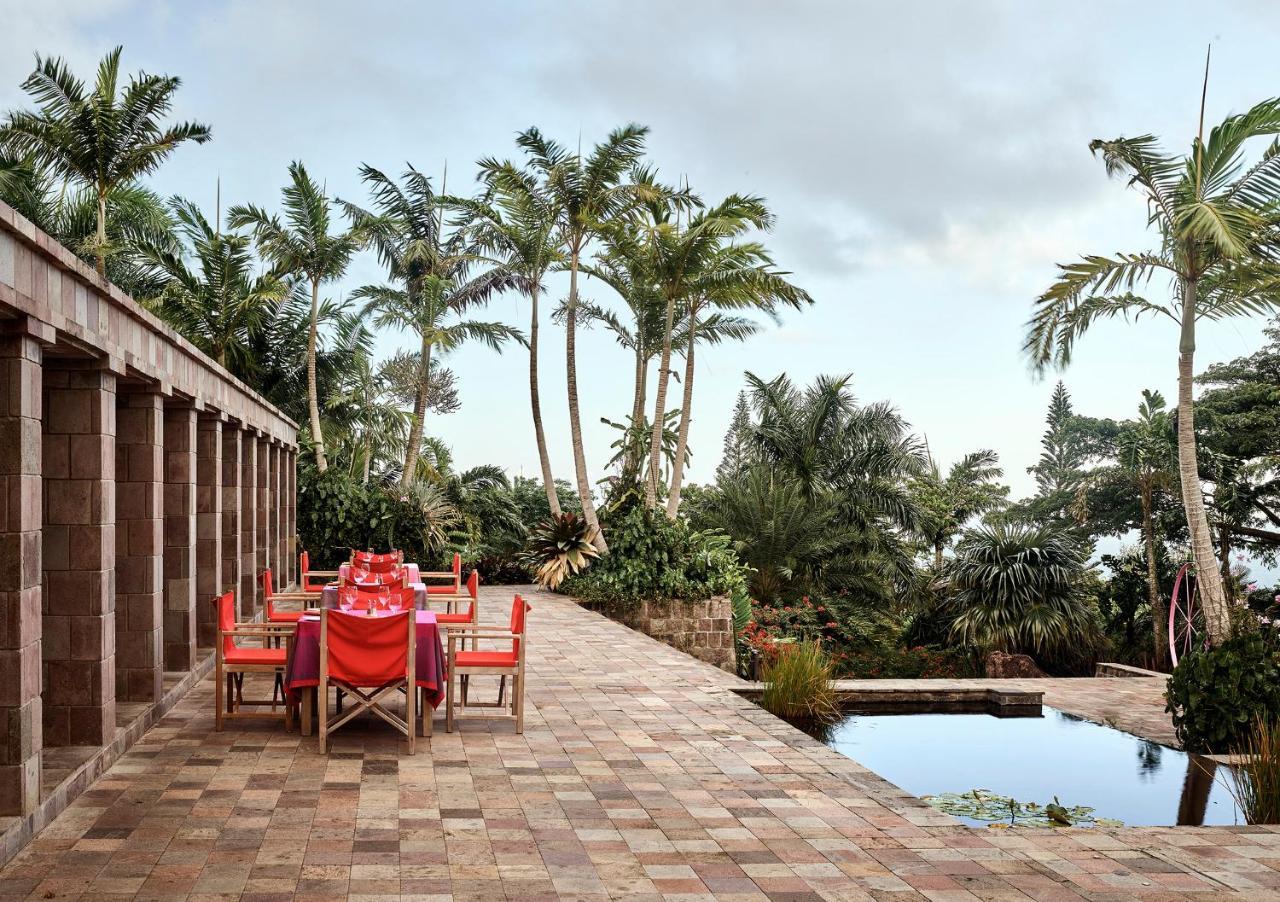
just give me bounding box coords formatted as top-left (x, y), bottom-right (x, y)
top-left (731, 680), bottom-right (1044, 716)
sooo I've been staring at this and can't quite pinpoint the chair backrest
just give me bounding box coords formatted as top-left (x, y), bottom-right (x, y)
top-left (352, 549), bottom-right (403, 573)
top-left (466, 569), bottom-right (479, 599)
top-left (510, 595), bottom-right (530, 657)
top-left (216, 590), bottom-right (237, 657)
top-left (261, 568), bottom-right (278, 618)
top-left (321, 609), bottom-right (412, 687)
top-left (345, 565), bottom-right (405, 587)
top-left (337, 583), bottom-right (409, 612)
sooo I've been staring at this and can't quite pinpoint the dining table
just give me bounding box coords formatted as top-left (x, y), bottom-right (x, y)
top-left (283, 606), bottom-right (447, 737)
top-left (337, 562), bottom-right (421, 584)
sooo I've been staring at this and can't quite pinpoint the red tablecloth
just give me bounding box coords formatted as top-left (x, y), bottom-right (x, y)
top-left (283, 610), bottom-right (446, 708)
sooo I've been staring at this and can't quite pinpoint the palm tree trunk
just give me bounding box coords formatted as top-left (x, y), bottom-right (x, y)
top-left (1219, 526), bottom-right (1233, 603)
top-left (1141, 481), bottom-right (1167, 670)
top-left (934, 541), bottom-right (944, 571)
top-left (565, 253), bottom-right (606, 551)
top-left (645, 292), bottom-right (678, 509)
top-left (307, 277), bottom-right (328, 473)
top-left (1176, 278), bottom-right (1228, 643)
top-left (400, 337), bottom-right (431, 486)
top-left (665, 305), bottom-right (697, 519)
top-left (628, 343), bottom-right (647, 472)
top-left (95, 189), bottom-right (107, 277)
top-left (528, 285), bottom-right (560, 516)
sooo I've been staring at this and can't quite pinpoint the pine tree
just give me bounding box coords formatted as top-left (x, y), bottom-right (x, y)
top-left (716, 391), bottom-right (754, 483)
top-left (1026, 381), bottom-right (1088, 519)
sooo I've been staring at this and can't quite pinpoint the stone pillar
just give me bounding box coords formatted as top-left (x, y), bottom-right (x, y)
top-left (221, 426), bottom-right (242, 618)
top-left (0, 331), bottom-right (43, 814)
top-left (286, 449), bottom-right (296, 587)
top-left (42, 365), bottom-right (115, 748)
top-left (194, 416), bottom-right (222, 650)
top-left (162, 406), bottom-right (196, 672)
top-left (240, 432), bottom-right (258, 619)
top-left (272, 443), bottom-right (284, 587)
top-left (114, 390), bottom-right (164, 705)
top-left (256, 436), bottom-right (269, 597)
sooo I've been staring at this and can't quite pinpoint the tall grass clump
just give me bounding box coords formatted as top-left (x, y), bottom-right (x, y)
top-left (760, 641), bottom-right (840, 723)
top-left (1230, 716), bottom-right (1280, 824)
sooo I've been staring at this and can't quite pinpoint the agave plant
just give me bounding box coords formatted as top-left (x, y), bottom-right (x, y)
top-left (524, 512), bottom-right (600, 589)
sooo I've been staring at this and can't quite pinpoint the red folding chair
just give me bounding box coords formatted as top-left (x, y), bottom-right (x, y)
top-left (263, 568), bottom-right (314, 628)
top-left (341, 565), bottom-right (408, 587)
top-left (433, 570), bottom-right (480, 645)
top-left (299, 551), bottom-right (339, 593)
top-left (352, 549), bottom-right (403, 574)
top-left (423, 552), bottom-right (462, 596)
top-left (213, 590), bottom-right (294, 731)
top-left (319, 609), bottom-right (416, 753)
top-left (446, 595), bottom-right (529, 734)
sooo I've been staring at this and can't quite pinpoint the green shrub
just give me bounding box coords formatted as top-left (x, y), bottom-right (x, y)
top-left (838, 645), bottom-right (979, 679)
top-left (1165, 627), bottom-right (1280, 753)
top-left (760, 641), bottom-right (840, 722)
top-left (522, 513), bottom-right (599, 589)
top-left (561, 506), bottom-right (747, 603)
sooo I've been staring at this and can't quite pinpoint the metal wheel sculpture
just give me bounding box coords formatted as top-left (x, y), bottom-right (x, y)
top-left (1168, 562), bottom-right (1207, 666)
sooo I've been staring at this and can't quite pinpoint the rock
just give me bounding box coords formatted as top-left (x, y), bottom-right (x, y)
top-left (984, 651), bottom-right (1045, 679)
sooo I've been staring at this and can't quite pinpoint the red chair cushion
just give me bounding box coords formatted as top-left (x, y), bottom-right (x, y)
top-left (267, 609), bottom-right (304, 623)
top-left (224, 647), bottom-right (287, 666)
top-left (454, 650), bottom-right (517, 668)
top-left (425, 584), bottom-right (457, 595)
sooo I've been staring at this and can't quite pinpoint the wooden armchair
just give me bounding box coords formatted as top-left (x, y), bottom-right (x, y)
top-left (446, 595), bottom-right (529, 734)
top-left (214, 590), bottom-right (295, 731)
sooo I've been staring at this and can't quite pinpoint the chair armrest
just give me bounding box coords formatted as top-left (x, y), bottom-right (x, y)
top-left (304, 569), bottom-right (340, 578)
top-left (224, 625), bottom-right (295, 637)
top-left (446, 628), bottom-right (515, 638)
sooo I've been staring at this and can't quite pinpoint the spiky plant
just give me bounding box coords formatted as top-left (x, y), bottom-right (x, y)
top-left (524, 512), bottom-right (600, 589)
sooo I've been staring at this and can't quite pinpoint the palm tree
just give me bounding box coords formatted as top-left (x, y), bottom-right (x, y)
top-left (944, 521), bottom-right (1098, 659)
top-left (470, 160), bottom-right (565, 515)
top-left (230, 162), bottom-right (362, 473)
top-left (1025, 84), bottom-right (1280, 643)
top-left (911, 449), bottom-right (1010, 569)
top-left (514, 124), bottom-right (656, 551)
top-left (664, 222), bottom-right (812, 517)
top-left (141, 197), bottom-right (287, 369)
top-left (1116, 391), bottom-right (1178, 668)
top-left (341, 163), bottom-right (523, 484)
top-left (0, 47), bottom-right (210, 276)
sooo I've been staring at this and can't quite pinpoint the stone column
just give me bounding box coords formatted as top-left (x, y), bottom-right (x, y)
top-left (114, 390), bottom-right (164, 705)
top-left (286, 449), bottom-right (297, 587)
top-left (240, 432), bottom-right (258, 619)
top-left (272, 443), bottom-right (284, 587)
top-left (162, 405), bottom-right (196, 672)
top-left (0, 330), bottom-right (43, 814)
top-left (221, 426), bottom-right (242, 619)
top-left (194, 416), bottom-right (222, 650)
top-left (43, 365), bottom-right (115, 748)
top-left (256, 435), bottom-right (269, 597)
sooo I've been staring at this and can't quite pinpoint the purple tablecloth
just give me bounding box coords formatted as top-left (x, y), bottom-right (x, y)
top-left (283, 610), bottom-right (446, 708)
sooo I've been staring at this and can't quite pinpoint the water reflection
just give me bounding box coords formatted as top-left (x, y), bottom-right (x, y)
top-left (1136, 740), bottom-right (1163, 780)
top-left (815, 706), bottom-right (1240, 826)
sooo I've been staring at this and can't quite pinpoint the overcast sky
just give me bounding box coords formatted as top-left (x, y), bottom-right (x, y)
top-left (4, 0), bottom-right (1280, 501)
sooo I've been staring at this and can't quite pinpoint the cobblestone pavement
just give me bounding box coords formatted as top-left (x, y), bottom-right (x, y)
top-left (0, 587), bottom-right (1276, 900)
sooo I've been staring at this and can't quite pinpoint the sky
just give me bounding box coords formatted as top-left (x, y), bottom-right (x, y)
top-left (3, 0), bottom-right (1280, 506)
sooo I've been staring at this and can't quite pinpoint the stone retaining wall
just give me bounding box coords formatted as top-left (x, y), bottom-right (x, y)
top-left (595, 595), bottom-right (735, 672)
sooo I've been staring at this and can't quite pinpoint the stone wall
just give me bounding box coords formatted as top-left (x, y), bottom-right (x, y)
top-left (596, 596), bottom-right (735, 672)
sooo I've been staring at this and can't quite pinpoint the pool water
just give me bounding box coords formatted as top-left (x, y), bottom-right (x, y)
top-left (819, 706), bottom-right (1241, 826)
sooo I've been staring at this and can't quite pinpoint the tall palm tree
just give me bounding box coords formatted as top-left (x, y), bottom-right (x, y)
top-left (0, 47), bottom-right (210, 276)
top-left (514, 124), bottom-right (656, 550)
top-left (341, 163), bottom-right (523, 484)
top-left (911, 449), bottom-right (1009, 568)
top-left (230, 162), bottom-right (362, 473)
top-left (665, 229), bottom-right (812, 517)
top-left (1025, 87), bottom-right (1280, 643)
top-left (141, 197), bottom-right (287, 369)
top-left (470, 160), bottom-right (565, 514)
top-left (1116, 390), bottom-right (1178, 668)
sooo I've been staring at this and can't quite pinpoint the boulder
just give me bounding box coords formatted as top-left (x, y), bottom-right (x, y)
top-left (984, 651), bottom-right (1045, 679)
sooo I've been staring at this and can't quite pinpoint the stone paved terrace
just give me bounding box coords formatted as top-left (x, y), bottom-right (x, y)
top-left (2, 587), bottom-right (1279, 901)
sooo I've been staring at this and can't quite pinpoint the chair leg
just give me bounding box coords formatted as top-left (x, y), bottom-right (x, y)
top-left (497, 676), bottom-right (506, 707)
top-left (226, 674), bottom-right (236, 714)
top-left (446, 668), bottom-right (456, 733)
top-left (318, 677), bottom-right (328, 754)
top-left (215, 661), bottom-right (224, 731)
top-left (515, 669), bottom-right (524, 734)
top-left (406, 679), bottom-right (415, 755)
top-left (461, 674), bottom-right (469, 706)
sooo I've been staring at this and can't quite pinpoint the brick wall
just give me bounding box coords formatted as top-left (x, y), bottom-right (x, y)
top-left (596, 596), bottom-right (735, 672)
